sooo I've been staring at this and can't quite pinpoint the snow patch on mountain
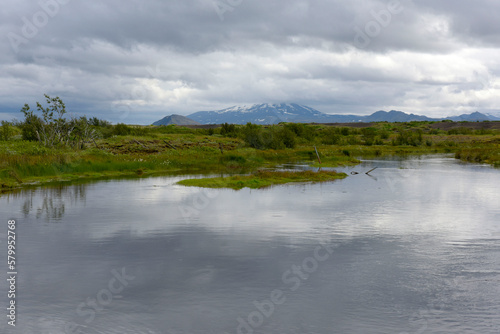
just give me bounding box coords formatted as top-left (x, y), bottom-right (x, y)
top-left (184, 103), bottom-right (499, 125)
top-left (188, 103), bottom-right (326, 124)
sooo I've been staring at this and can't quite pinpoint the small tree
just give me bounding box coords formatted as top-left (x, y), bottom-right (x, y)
top-left (89, 116), bottom-right (111, 128)
top-left (20, 94), bottom-right (69, 147)
top-left (70, 116), bottom-right (98, 149)
top-left (20, 103), bottom-right (43, 141)
top-left (19, 95), bottom-right (107, 148)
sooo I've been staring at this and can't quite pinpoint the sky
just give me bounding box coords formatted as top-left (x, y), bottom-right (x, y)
top-left (1, 0), bottom-right (500, 124)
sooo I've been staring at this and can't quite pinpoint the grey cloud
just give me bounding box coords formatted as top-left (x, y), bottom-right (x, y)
top-left (0, 0), bottom-right (499, 123)
top-left (418, 0), bottom-right (500, 47)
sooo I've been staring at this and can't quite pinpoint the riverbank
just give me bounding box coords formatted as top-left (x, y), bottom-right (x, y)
top-left (0, 138), bottom-right (357, 192)
top-left (1, 121), bottom-right (499, 192)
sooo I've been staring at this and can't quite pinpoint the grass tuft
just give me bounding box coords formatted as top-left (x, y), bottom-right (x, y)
top-left (177, 170), bottom-right (347, 190)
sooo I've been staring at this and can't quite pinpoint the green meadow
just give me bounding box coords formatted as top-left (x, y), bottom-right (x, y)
top-left (177, 170), bottom-right (348, 190)
top-left (1, 119), bottom-right (499, 192)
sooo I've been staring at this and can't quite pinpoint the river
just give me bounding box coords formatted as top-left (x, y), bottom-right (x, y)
top-left (0, 154), bottom-right (499, 333)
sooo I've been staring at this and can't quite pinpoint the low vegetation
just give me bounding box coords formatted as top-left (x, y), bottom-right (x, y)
top-left (1, 95), bottom-right (499, 192)
top-left (177, 170), bottom-right (347, 190)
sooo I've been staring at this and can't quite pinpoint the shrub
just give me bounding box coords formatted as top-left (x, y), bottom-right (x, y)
top-left (19, 95), bottom-right (70, 146)
top-left (112, 123), bottom-right (132, 136)
top-left (241, 123), bottom-right (296, 149)
top-left (284, 123), bottom-right (315, 141)
top-left (242, 123), bottom-right (264, 149)
top-left (361, 127), bottom-right (377, 137)
top-left (393, 130), bottom-right (423, 146)
top-left (340, 127), bottom-right (350, 136)
top-left (321, 128), bottom-right (341, 145)
top-left (0, 121), bottom-right (13, 141)
top-left (260, 126), bottom-right (284, 150)
top-left (220, 123), bottom-right (239, 137)
top-left (379, 130), bottom-right (390, 140)
top-left (20, 108), bottom-right (44, 141)
top-left (17, 95), bottom-right (98, 148)
top-left (220, 154), bottom-right (246, 164)
top-left (69, 116), bottom-right (99, 149)
top-left (89, 117), bottom-right (111, 127)
top-left (279, 126), bottom-right (297, 148)
top-left (448, 127), bottom-right (473, 135)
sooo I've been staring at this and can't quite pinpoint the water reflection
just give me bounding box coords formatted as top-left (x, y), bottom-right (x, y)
top-left (7, 184), bottom-right (88, 221)
top-left (0, 155), bottom-right (499, 333)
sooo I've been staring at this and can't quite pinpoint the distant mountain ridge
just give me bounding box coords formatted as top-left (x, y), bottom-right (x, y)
top-left (182, 103), bottom-right (498, 124)
top-left (485, 112), bottom-right (500, 121)
top-left (152, 114), bottom-right (200, 126)
top-left (447, 111), bottom-right (491, 122)
top-left (187, 103), bottom-right (327, 125)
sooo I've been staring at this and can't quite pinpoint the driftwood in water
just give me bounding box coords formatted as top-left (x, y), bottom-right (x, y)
top-left (314, 146), bottom-right (321, 164)
top-left (365, 167), bottom-right (378, 175)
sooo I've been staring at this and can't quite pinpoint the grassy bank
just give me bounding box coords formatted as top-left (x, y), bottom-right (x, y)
top-left (177, 170), bottom-right (348, 190)
top-left (1, 121), bottom-right (499, 192)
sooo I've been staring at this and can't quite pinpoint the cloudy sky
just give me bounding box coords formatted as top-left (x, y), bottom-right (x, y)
top-left (1, 0), bottom-right (500, 124)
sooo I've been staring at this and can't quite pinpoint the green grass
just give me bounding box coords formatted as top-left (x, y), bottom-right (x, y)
top-left (177, 170), bottom-right (348, 190)
top-left (1, 121), bottom-right (499, 193)
top-left (455, 146), bottom-right (500, 164)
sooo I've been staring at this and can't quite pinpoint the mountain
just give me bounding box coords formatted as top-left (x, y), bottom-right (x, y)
top-left (152, 114), bottom-right (200, 126)
top-left (187, 103), bottom-right (328, 125)
top-left (485, 112), bottom-right (500, 121)
top-left (364, 110), bottom-right (434, 122)
top-left (187, 103), bottom-right (437, 124)
top-left (446, 111), bottom-right (492, 122)
top-left (184, 103), bottom-right (498, 124)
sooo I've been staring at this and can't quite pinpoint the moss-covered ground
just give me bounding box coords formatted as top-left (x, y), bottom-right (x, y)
top-left (177, 170), bottom-right (348, 190)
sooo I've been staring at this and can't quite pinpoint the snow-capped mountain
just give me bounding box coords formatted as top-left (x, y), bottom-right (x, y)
top-left (181, 103), bottom-right (499, 124)
top-left (187, 103), bottom-right (329, 125)
top-left (187, 103), bottom-right (439, 124)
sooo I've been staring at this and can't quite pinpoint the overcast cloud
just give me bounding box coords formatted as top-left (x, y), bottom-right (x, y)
top-left (1, 0), bottom-right (499, 124)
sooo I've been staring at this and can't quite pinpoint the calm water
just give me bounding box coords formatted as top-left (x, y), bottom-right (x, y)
top-left (1, 155), bottom-right (499, 334)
